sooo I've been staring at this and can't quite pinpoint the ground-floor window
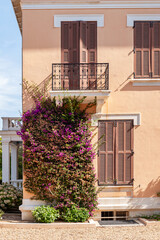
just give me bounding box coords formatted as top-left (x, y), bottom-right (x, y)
top-left (98, 120), bottom-right (134, 185)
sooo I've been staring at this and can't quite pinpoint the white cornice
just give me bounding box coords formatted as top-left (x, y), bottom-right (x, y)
top-left (21, 1), bottom-right (160, 10)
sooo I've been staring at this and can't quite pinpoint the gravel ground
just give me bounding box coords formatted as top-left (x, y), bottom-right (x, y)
top-left (0, 224), bottom-right (160, 240)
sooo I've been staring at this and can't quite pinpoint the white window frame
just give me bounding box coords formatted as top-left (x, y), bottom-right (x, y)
top-left (91, 113), bottom-right (141, 127)
top-left (127, 14), bottom-right (160, 27)
top-left (127, 14), bottom-right (160, 86)
top-left (54, 15), bottom-right (104, 28)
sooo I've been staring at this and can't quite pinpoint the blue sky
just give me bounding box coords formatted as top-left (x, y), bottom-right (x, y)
top-left (0, 0), bottom-right (22, 130)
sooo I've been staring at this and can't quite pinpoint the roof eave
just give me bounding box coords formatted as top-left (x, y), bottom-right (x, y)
top-left (11, 0), bottom-right (22, 33)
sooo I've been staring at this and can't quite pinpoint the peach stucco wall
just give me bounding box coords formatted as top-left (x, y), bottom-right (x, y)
top-left (22, 7), bottom-right (160, 199)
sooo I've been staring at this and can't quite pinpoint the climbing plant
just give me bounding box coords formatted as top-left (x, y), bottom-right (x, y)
top-left (17, 96), bottom-right (97, 215)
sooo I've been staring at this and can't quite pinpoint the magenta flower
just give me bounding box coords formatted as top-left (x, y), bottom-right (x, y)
top-left (59, 152), bottom-right (64, 157)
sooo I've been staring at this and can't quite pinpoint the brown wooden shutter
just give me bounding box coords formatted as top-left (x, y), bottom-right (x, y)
top-left (61, 21), bottom-right (97, 89)
top-left (61, 22), bottom-right (79, 89)
top-left (80, 22), bottom-right (88, 63)
top-left (116, 121), bottom-right (133, 184)
top-left (80, 21), bottom-right (88, 89)
top-left (152, 22), bottom-right (160, 77)
top-left (61, 22), bottom-right (71, 64)
top-left (98, 121), bottom-right (115, 185)
top-left (61, 22), bottom-right (71, 89)
top-left (98, 120), bottom-right (133, 185)
top-left (70, 22), bottom-right (80, 89)
top-left (71, 22), bottom-right (80, 63)
top-left (134, 22), bottom-right (151, 78)
top-left (87, 21), bottom-right (97, 89)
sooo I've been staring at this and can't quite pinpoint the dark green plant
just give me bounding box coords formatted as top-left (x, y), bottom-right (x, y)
top-left (0, 209), bottom-right (4, 218)
top-left (61, 205), bottom-right (89, 222)
top-left (32, 205), bottom-right (59, 223)
top-left (18, 145), bottom-right (23, 179)
top-left (140, 214), bottom-right (160, 221)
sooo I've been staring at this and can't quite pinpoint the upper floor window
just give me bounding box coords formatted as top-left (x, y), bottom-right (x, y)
top-left (61, 21), bottom-right (97, 90)
top-left (61, 21), bottom-right (97, 64)
top-left (134, 21), bottom-right (160, 78)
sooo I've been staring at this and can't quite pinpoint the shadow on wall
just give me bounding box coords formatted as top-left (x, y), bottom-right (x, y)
top-left (114, 73), bottom-right (160, 92)
top-left (121, 82), bottom-right (160, 92)
top-left (114, 74), bottom-right (160, 92)
top-left (134, 177), bottom-right (160, 198)
top-left (23, 74), bottom-right (52, 112)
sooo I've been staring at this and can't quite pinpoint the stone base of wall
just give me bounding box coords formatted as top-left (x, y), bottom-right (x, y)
top-left (20, 197), bottom-right (160, 221)
top-left (19, 199), bottom-right (46, 221)
top-left (94, 197), bottom-right (160, 220)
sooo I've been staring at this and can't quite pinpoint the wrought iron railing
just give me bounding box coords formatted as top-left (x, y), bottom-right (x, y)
top-left (52, 63), bottom-right (109, 90)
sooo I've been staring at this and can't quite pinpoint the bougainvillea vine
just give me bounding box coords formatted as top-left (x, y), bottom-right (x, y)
top-left (17, 96), bottom-right (98, 214)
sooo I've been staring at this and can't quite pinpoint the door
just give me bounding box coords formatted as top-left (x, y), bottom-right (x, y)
top-left (61, 21), bottom-right (97, 90)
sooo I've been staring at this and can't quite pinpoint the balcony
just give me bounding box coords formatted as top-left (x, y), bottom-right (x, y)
top-left (2, 117), bottom-right (22, 131)
top-left (50, 63), bottom-right (111, 105)
top-left (52, 63), bottom-right (109, 90)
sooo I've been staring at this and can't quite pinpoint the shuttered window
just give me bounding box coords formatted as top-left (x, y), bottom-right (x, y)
top-left (61, 21), bottom-right (97, 64)
top-left (98, 120), bottom-right (134, 185)
top-left (61, 21), bottom-right (97, 89)
top-left (134, 21), bottom-right (160, 78)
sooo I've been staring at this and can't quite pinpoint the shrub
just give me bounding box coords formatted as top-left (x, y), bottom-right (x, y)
top-left (18, 96), bottom-right (97, 214)
top-left (0, 183), bottom-right (22, 211)
top-left (0, 209), bottom-right (4, 218)
top-left (61, 205), bottom-right (89, 222)
top-left (32, 205), bottom-right (59, 223)
top-left (141, 214), bottom-right (160, 221)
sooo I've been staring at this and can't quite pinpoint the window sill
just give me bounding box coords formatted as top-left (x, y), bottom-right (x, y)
top-left (97, 185), bottom-right (133, 192)
top-left (98, 185), bottom-right (133, 188)
top-left (131, 79), bottom-right (160, 86)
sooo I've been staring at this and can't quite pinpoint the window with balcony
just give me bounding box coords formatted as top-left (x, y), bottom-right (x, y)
top-left (52, 21), bottom-right (109, 91)
top-left (134, 21), bottom-right (160, 78)
top-left (98, 120), bottom-right (134, 185)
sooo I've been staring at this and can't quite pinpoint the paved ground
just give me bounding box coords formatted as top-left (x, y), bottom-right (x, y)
top-left (0, 214), bottom-right (160, 240)
top-left (0, 224), bottom-right (160, 240)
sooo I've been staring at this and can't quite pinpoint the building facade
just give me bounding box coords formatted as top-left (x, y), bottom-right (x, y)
top-left (10, 0), bottom-right (160, 220)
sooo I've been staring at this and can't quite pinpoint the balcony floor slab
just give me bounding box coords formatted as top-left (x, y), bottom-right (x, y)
top-left (50, 89), bottom-right (111, 103)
